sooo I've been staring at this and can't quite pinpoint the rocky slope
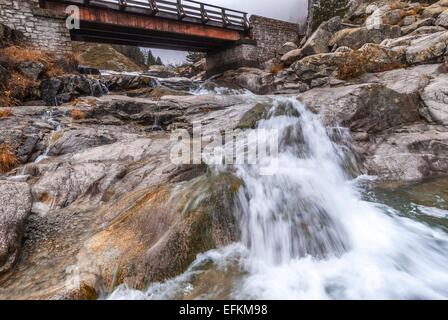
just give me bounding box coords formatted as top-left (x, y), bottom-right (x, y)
top-left (0, 0), bottom-right (447, 299)
top-left (72, 42), bottom-right (144, 73)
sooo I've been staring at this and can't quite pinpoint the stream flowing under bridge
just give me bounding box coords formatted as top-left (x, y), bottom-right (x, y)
top-left (0, 0), bottom-right (300, 74)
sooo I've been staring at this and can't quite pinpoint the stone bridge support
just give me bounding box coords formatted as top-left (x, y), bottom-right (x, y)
top-left (206, 15), bottom-right (300, 76)
top-left (0, 0), bottom-right (71, 55)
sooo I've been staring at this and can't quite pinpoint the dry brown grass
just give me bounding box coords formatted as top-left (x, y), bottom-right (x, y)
top-left (270, 63), bottom-right (285, 75)
top-left (0, 108), bottom-right (13, 118)
top-left (1, 46), bottom-right (53, 65)
top-left (1, 45), bottom-right (79, 76)
top-left (71, 108), bottom-right (86, 120)
top-left (0, 143), bottom-right (17, 173)
top-left (0, 92), bottom-right (14, 108)
top-left (337, 50), bottom-right (407, 80)
top-left (10, 71), bottom-right (37, 99)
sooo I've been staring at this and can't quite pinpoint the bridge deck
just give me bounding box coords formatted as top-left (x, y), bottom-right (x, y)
top-left (42, 0), bottom-right (251, 51)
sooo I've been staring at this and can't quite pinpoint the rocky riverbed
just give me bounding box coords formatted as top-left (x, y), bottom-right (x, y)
top-left (1, 0), bottom-right (448, 299)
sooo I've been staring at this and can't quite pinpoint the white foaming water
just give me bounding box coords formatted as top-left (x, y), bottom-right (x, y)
top-left (34, 110), bottom-right (63, 163)
top-left (109, 97), bottom-right (448, 300)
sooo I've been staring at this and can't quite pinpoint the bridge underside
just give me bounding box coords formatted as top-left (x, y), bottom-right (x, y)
top-left (43, 1), bottom-right (246, 52)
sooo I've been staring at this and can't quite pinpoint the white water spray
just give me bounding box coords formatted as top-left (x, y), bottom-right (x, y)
top-left (110, 97), bottom-right (448, 300)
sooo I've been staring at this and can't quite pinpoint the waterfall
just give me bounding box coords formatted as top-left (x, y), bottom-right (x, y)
top-left (34, 110), bottom-right (63, 163)
top-left (109, 97), bottom-right (448, 300)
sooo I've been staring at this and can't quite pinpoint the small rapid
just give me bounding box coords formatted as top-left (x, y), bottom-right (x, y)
top-left (109, 97), bottom-right (448, 300)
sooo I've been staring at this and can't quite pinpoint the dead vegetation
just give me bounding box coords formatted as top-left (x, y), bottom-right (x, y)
top-left (0, 143), bottom-right (17, 173)
top-left (71, 108), bottom-right (86, 120)
top-left (0, 108), bottom-right (13, 118)
top-left (337, 49), bottom-right (407, 80)
top-left (0, 46), bottom-right (79, 107)
top-left (270, 63), bottom-right (285, 75)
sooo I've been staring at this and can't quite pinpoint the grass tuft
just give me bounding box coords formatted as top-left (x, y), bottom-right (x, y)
top-left (0, 143), bottom-right (17, 173)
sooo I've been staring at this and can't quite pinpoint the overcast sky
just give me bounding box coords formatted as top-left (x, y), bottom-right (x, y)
top-left (151, 0), bottom-right (308, 64)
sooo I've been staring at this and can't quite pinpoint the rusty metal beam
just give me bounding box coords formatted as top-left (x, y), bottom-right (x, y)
top-left (44, 0), bottom-right (244, 48)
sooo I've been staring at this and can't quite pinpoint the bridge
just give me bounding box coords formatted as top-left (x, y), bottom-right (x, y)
top-left (40, 0), bottom-right (252, 52)
top-left (0, 0), bottom-right (300, 75)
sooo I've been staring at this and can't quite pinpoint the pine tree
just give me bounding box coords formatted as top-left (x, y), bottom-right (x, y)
top-left (111, 45), bottom-right (146, 66)
top-left (186, 52), bottom-right (205, 64)
top-left (146, 50), bottom-right (157, 66)
top-left (307, 0), bottom-right (350, 32)
top-left (155, 56), bottom-right (163, 66)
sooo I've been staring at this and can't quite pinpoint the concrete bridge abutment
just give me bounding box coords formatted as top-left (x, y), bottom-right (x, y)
top-left (206, 15), bottom-right (300, 76)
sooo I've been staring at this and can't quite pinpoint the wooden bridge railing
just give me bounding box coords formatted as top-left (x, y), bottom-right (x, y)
top-left (60, 0), bottom-right (251, 31)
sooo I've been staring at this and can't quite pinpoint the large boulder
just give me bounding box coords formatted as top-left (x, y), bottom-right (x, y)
top-left (364, 124), bottom-right (448, 181)
top-left (292, 43), bottom-right (405, 83)
top-left (0, 181), bottom-right (32, 274)
top-left (298, 83), bottom-right (422, 133)
top-left (401, 18), bottom-right (436, 35)
top-left (421, 74), bottom-right (448, 124)
top-left (17, 61), bottom-right (45, 81)
top-left (422, 1), bottom-right (448, 19)
top-left (301, 17), bottom-right (343, 57)
top-left (329, 25), bottom-right (401, 50)
top-left (436, 9), bottom-right (448, 27)
top-left (359, 64), bottom-right (439, 95)
top-left (405, 31), bottom-right (448, 64)
top-left (73, 173), bottom-right (241, 294)
top-left (40, 75), bottom-right (108, 106)
top-left (144, 65), bottom-right (178, 78)
top-left (100, 74), bottom-right (157, 92)
top-left (205, 68), bottom-right (275, 94)
top-left (280, 48), bottom-right (303, 66)
top-left (277, 42), bottom-right (298, 57)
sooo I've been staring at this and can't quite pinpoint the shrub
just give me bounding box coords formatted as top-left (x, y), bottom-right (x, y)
top-left (0, 143), bottom-right (17, 173)
top-left (0, 108), bottom-right (13, 118)
top-left (71, 108), bottom-right (86, 120)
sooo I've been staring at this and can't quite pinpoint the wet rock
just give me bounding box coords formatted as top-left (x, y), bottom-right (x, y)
top-left (32, 138), bottom-right (151, 209)
top-left (0, 180), bottom-right (32, 274)
top-left (40, 75), bottom-right (108, 106)
top-left (206, 68), bottom-right (274, 94)
top-left (101, 75), bottom-right (157, 92)
top-left (421, 73), bottom-right (448, 124)
top-left (78, 65), bottom-right (101, 75)
top-left (125, 87), bottom-right (191, 100)
top-left (364, 124), bottom-right (448, 181)
top-left (17, 61), bottom-right (45, 81)
top-left (75, 172), bottom-right (241, 293)
top-left (157, 77), bottom-right (196, 92)
top-left (359, 64), bottom-right (439, 95)
top-left (47, 128), bottom-right (118, 156)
